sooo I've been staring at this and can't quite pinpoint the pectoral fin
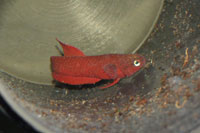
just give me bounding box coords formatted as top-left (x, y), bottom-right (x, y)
top-left (103, 64), bottom-right (118, 79)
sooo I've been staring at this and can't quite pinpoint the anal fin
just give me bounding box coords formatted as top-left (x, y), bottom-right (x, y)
top-left (53, 73), bottom-right (101, 85)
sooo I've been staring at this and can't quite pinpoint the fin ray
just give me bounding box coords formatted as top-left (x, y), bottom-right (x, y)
top-left (100, 78), bottom-right (120, 89)
top-left (56, 38), bottom-right (85, 56)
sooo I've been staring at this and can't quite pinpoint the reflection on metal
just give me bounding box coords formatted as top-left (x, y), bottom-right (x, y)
top-left (0, 0), bottom-right (163, 84)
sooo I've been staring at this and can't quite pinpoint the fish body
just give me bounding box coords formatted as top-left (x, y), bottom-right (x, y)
top-left (50, 39), bottom-right (146, 89)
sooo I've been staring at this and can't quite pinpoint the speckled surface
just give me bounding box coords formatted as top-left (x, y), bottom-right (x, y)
top-left (0, 0), bottom-right (200, 132)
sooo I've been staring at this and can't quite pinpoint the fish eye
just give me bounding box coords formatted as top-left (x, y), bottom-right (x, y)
top-left (134, 60), bottom-right (140, 67)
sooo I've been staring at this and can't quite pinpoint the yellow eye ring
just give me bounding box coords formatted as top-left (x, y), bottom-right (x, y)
top-left (134, 60), bottom-right (140, 67)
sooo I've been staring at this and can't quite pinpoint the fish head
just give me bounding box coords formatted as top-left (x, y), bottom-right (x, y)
top-left (121, 54), bottom-right (146, 77)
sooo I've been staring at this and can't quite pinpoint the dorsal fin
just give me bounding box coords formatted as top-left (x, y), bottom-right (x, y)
top-left (56, 38), bottom-right (85, 56)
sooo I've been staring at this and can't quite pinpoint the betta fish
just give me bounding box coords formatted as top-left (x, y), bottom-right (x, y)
top-left (50, 39), bottom-right (146, 89)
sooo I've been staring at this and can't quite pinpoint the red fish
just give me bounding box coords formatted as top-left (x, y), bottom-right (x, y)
top-left (50, 39), bottom-right (146, 89)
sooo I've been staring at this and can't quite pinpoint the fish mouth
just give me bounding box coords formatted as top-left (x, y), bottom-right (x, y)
top-left (135, 54), bottom-right (146, 66)
top-left (140, 55), bottom-right (146, 66)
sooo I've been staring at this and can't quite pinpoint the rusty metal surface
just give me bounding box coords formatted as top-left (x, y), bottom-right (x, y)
top-left (0, 0), bottom-right (200, 132)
